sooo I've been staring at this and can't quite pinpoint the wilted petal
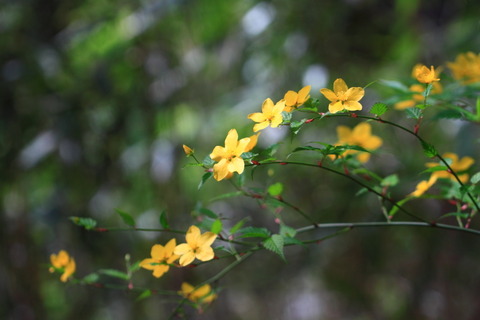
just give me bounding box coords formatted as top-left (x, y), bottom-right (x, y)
top-left (333, 78), bottom-right (348, 94)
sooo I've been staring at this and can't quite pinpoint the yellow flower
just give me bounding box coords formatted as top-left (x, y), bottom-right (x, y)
top-left (182, 144), bottom-right (194, 156)
top-left (248, 98), bottom-right (285, 132)
top-left (320, 78), bottom-right (364, 114)
top-left (174, 225), bottom-right (217, 266)
top-left (447, 52), bottom-right (480, 84)
top-left (409, 175), bottom-right (438, 197)
top-left (140, 239), bottom-right (179, 278)
top-left (50, 250), bottom-right (76, 282)
top-left (332, 122), bottom-right (382, 163)
top-left (413, 64), bottom-right (440, 84)
top-left (283, 85), bottom-right (311, 112)
top-left (394, 83), bottom-right (443, 110)
top-left (179, 282), bottom-right (217, 304)
top-left (210, 129), bottom-right (250, 181)
top-left (244, 132), bottom-right (260, 152)
top-left (426, 152), bottom-right (474, 183)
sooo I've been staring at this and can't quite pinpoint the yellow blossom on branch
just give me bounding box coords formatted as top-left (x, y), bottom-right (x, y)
top-left (413, 64), bottom-right (440, 84)
top-left (210, 129), bottom-right (250, 181)
top-left (409, 175), bottom-right (438, 197)
top-left (248, 98), bottom-right (285, 132)
top-left (49, 250), bottom-right (76, 282)
top-left (179, 282), bottom-right (217, 304)
top-left (447, 52), bottom-right (480, 84)
top-left (426, 152), bottom-right (474, 183)
top-left (332, 122), bottom-right (382, 163)
top-left (174, 225), bottom-right (217, 266)
top-left (283, 85), bottom-right (311, 112)
top-left (140, 239), bottom-right (179, 278)
top-left (320, 78), bottom-right (364, 114)
top-left (244, 132), bottom-right (260, 152)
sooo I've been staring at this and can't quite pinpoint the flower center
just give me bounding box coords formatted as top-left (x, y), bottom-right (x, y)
top-left (337, 91), bottom-right (348, 101)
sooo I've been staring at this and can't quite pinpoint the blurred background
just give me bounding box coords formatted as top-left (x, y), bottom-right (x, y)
top-left (2, 0), bottom-right (480, 319)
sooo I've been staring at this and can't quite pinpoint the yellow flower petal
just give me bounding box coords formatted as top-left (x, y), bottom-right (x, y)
top-left (198, 231), bottom-right (217, 247)
top-left (345, 87), bottom-right (365, 101)
top-left (261, 98), bottom-right (275, 114)
top-left (284, 90), bottom-right (298, 107)
top-left (320, 88), bottom-right (338, 102)
top-left (210, 146), bottom-right (227, 162)
top-left (329, 101), bottom-right (344, 113)
top-left (244, 133), bottom-right (260, 152)
top-left (298, 85), bottom-right (311, 103)
top-left (195, 246), bottom-right (215, 261)
top-left (152, 265), bottom-right (169, 278)
top-left (228, 156), bottom-right (245, 174)
top-left (224, 129), bottom-right (239, 151)
top-left (344, 100), bottom-right (362, 111)
top-left (253, 121), bottom-right (269, 132)
top-left (248, 112), bottom-right (267, 122)
top-left (333, 78), bottom-right (348, 94)
top-left (140, 258), bottom-right (156, 270)
top-left (179, 252), bottom-right (196, 266)
top-left (151, 244), bottom-right (165, 260)
top-left (174, 243), bottom-right (193, 256)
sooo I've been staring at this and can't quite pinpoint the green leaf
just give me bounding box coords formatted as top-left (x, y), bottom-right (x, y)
top-left (229, 218), bottom-right (248, 235)
top-left (405, 107), bottom-right (423, 119)
top-left (265, 198), bottom-right (286, 209)
top-left (99, 269), bottom-right (129, 280)
top-left (268, 182), bottom-right (283, 196)
top-left (281, 111), bottom-right (293, 122)
top-left (433, 109), bottom-right (465, 120)
top-left (284, 236), bottom-right (305, 246)
top-left (263, 234), bottom-right (285, 261)
top-left (198, 171), bottom-right (213, 189)
top-left (198, 207), bottom-right (218, 219)
top-left (421, 141), bottom-right (437, 158)
top-left (423, 83), bottom-right (433, 97)
top-left (82, 273), bottom-right (100, 284)
top-left (438, 212), bottom-right (469, 220)
top-left (211, 219), bottom-right (223, 234)
top-left (381, 174), bottom-right (399, 187)
top-left (388, 197), bottom-right (412, 218)
top-left (128, 260), bottom-right (141, 273)
top-left (380, 79), bottom-right (409, 92)
top-left (208, 191), bottom-right (243, 203)
top-left (136, 289), bottom-right (152, 301)
top-left (202, 156), bottom-right (215, 167)
top-left (420, 165), bottom-right (448, 174)
top-left (69, 216), bottom-right (97, 230)
top-left (159, 210), bottom-right (170, 229)
top-left (115, 209), bottom-right (136, 227)
top-left (237, 227), bottom-right (271, 239)
top-left (355, 187), bottom-right (368, 197)
top-left (370, 103), bottom-right (388, 116)
top-left (416, 103), bottom-right (431, 110)
top-left (471, 172), bottom-right (480, 184)
top-left (280, 224), bottom-right (297, 238)
top-left (290, 119), bottom-right (307, 135)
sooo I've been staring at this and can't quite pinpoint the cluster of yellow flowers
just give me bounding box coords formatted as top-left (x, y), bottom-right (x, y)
top-left (447, 52), bottom-right (480, 84)
top-left (410, 153), bottom-right (475, 197)
top-left (49, 250), bottom-right (76, 282)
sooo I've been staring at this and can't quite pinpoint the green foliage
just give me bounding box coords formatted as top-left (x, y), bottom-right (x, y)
top-left (69, 217), bottom-right (97, 230)
top-left (210, 219), bottom-right (223, 234)
top-left (115, 209), bottom-right (136, 227)
top-left (263, 234), bottom-right (285, 261)
top-left (405, 107), bottom-right (423, 119)
top-left (370, 103), bottom-right (389, 116)
top-left (98, 269), bottom-right (130, 280)
top-left (268, 182), bottom-right (283, 196)
top-left (159, 210), bottom-right (170, 229)
top-left (237, 227), bottom-right (271, 239)
top-left (198, 171), bottom-right (213, 189)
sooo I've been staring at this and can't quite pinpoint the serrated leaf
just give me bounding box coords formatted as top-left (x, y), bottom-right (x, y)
top-left (405, 107), bottom-right (423, 119)
top-left (421, 141), bottom-right (437, 158)
top-left (281, 111), bottom-right (293, 122)
top-left (69, 216), bottom-right (97, 230)
top-left (268, 182), bottom-right (283, 196)
top-left (159, 210), bottom-right (170, 229)
top-left (198, 207), bottom-right (218, 219)
top-left (280, 224), bottom-right (297, 238)
top-left (136, 289), bottom-right (152, 301)
top-left (381, 174), bottom-right (399, 187)
top-left (198, 171), bottom-right (213, 189)
top-left (82, 273), bottom-right (100, 284)
top-left (263, 234), bottom-right (285, 261)
top-left (237, 227), bottom-right (271, 239)
top-left (370, 103), bottom-right (388, 116)
top-left (284, 236), bottom-right (305, 246)
top-left (99, 269), bottom-right (129, 280)
top-left (211, 219), bottom-right (223, 234)
top-left (471, 172), bottom-right (480, 184)
top-left (115, 209), bottom-right (136, 227)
